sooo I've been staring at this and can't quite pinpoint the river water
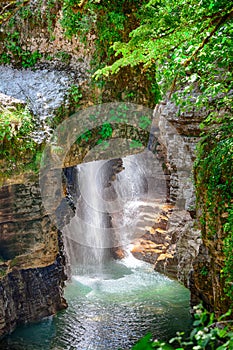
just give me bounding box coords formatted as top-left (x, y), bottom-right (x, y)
top-left (2, 254), bottom-right (192, 350)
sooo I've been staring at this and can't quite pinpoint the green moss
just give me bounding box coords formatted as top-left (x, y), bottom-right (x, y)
top-left (68, 84), bottom-right (83, 105)
top-left (0, 31), bottom-right (42, 68)
top-left (55, 51), bottom-right (72, 63)
top-left (200, 266), bottom-right (209, 277)
top-left (0, 106), bottom-right (42, 177)
top-left (0, 269), bottom-right (7, 278)
top-left (0, 0), bottom-right (61, 67)
top-left (60, 0), bottom-right (158, 106)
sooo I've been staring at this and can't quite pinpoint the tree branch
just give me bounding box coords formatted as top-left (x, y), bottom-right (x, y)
top-left (0, 0), bottom-right (30, 25)
top-left (183, 7), bottom-right (233, 67)
top-left (0, 2), bottom-right (15, 16)
top-left (78, 0), bottom-right (88, 8)
top-left (151, 27), bottom-right (176, 41)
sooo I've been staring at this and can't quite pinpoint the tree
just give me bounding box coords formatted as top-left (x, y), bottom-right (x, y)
top-left (95, 0), bottom-right (233, 119)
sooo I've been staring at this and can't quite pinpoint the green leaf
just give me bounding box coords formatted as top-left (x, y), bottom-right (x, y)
top-left (132, 333), bottom-right (153, 350)
top-left (193, 320), bottom-right (202, 326)
top-left (219, 309), bottom-right (232, 321)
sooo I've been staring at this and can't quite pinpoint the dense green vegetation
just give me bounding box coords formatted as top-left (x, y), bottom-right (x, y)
top-left (60, 0), bottom-right (160, 105)
top-left (1, 0), bottom-right (232, 111)
top-left (194, 118), bottom-right (233, 302)
top-left (0, 0), bottom-right (59, 66)
top-left (59, 0), bottom-right (233, 113)
top-left (0, 31), bottom-right (42, 67)
top-left (61, 0), bottom-right (146, 65)
top-left (0, 105), bottom-right (41, 177)
top-left (0, 0), bottom-right (29, 25)
top-left (127, 305), bottom-right (233, 349)
top-left (94, 0), bottom-right (233, 116)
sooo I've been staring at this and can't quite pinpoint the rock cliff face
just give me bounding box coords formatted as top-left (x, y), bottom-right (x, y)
top-left (189, 128), bottom-right (232, 314)
top-left (0, 180), bottom-right (57, 263)
top-left (0, 3), bottom-right (92, 335)
top-left (0, 254), bottom-right (67, 337)
top-left (0, 176), bottom-right (67, 338)
top-left (190, 241), bottom-right (230, 314)
top-left (0, 1), bottom-right (93, 71)
top-left (131, 99), bottom-right (202, 289)
top-left (131, 98), bottom-right (232, 316)
top-left (156, 101), bottom-right (202, 287)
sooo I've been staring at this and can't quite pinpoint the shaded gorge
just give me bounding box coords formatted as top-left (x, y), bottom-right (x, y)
top-left (2, 153), bottom-right (192, 349)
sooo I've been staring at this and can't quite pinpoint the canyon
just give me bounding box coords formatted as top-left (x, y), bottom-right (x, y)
top-left (0, 0), bottom-right (232, 344)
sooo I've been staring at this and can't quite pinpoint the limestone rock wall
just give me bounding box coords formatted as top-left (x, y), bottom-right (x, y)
top-left (0, 1), bottom-right (93, 71)
top-left (0, 176), bottom-right (67, 338)
top-left (156, 101), bottom-right (202, 286)
top-left (0, 254), bottom-right (67, 337)
top-left (159, 100), bottom-right (232, 312)
top-left (131, 99), bottom-right (202, 289)
top-left (0, 178), bottom-right (58, 265)
top-left (132, 98), bottom-right (230, 315)
top-left (189, 210), bottom-right (231, 314)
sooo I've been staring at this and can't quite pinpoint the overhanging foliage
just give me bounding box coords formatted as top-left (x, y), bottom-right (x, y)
top-left (94, 0), bottom-right (233, 117)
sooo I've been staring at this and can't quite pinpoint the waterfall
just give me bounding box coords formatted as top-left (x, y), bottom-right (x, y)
top-left (62, 150), bottom-right (167, 275)
top-left (62, 160), bottom-right (112, 274)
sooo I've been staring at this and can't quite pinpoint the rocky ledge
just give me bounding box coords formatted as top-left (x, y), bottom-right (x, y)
top-left (131, 204), bottom-right (201, 283)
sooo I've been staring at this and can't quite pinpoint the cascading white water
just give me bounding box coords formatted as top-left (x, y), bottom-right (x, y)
top-left (62, 160), bottom-right (112, 273)
top-left (62, 149), bottom-right (167, 274)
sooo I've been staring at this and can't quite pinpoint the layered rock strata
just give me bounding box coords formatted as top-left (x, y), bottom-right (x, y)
top-left (132, 99), bottom-right (202, 290)
top-left (0, 176), bottom-right (67, 338)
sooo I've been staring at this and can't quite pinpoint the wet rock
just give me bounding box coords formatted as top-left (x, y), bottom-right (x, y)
top-left (0, 179), bottom-right (58, 262)
top-left (111, 247), bottom-right (125, 260)
top-left (0, 256), bottom-right (67, 338)
top-left (0, 66), bottom-right (75, 143)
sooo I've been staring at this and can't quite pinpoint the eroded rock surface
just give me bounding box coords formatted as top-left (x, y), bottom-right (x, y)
top-left (131, 99), bottom-right (202, 286)
top-left (0, 255), bottom-right (67, 337)
top-left (0, 176), bottom-right (67, 338)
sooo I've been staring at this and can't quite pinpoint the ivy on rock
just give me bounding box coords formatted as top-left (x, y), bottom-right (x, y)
top-left (194, 118), bottom-right (233, 303)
